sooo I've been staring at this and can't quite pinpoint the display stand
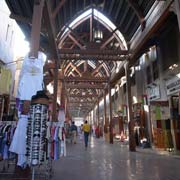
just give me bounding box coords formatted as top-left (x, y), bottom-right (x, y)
top-left (26, 95), bottom-right (49, 180)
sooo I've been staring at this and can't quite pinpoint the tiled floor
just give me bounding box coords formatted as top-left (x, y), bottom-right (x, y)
top-left (1, 136), bottom-right (180, 180)
top-left (52, 136), bottom-right (180, 180)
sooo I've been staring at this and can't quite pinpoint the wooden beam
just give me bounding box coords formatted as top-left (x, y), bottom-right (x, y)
top-left (68, 94), bottom-right (99, 98)
top-left (64, 76), bottom-right (109, 83)
top-left (92, 62), bottom-right (104, 75)
top-left (44, 0), bottom-right (61, 121)
top-left (60, 54), bottom-right (127, 61)
top-left (43, 0), bottom-right (59, 59)
top-left (65, 25), bottom-right (87, 47)
top-left (90, 14), bottom-right (93, 42)
top-left (114, 1), bottom-right (123, 21)
top-left (60, 49), bottom-right (129, 55)
top-left (69, 100), bottom-right (97, 103)
top-left (10, 13), bottom-right (31, 24)
top-left (29, 0), bottom-right (44, 58)
top-left (104, 90), bottom-right (107, 127)
top-left (109, 84), bottom-right (113, 144)
top-left (52, 0), bottom-right (67, 18)
top-left (66, 84), bottom-right (105, 89)
top-left (100, 35), bottom-right (114, 49)
top-left (69, 34), bottom-right (85, 49)
top-left (126, 0), bottom-right (146, 30)
top-left (108, 0), bottom-right (115, 14)
top-left (130, 0), bottom-right (173, 62)
top-left (124, 61), bottom-right (136, 151)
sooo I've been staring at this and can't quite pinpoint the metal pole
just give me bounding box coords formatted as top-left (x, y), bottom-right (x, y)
top-left (32, 167), bottom-right (35, 180)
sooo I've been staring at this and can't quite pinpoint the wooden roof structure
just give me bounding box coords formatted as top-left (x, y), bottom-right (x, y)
top-left (5, 0), bottom-right (173, 118)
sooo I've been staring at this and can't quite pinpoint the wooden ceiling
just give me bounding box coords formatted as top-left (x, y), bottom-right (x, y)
top-left (5, 0), bottom-right (157, 118)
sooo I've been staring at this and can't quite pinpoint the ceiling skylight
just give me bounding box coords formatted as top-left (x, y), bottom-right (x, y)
top-left (59, 8), bottom-right (127, 50)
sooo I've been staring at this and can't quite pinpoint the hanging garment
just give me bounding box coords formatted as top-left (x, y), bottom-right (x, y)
top-left (13, 70), bottom-right (21, 97)
top-left (54, 127), bottom-right (59, 160)
top-left (0, 68), bottom-right (12, 95)
top-left (17, 51), bottom-right (45, 100)
top-left (58, 109), bottom-right (65, 127)
top-left (9, 115), bottom-right (28, 155)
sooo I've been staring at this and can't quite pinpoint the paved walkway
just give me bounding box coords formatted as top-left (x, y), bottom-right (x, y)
top-left (52, 136), bottom-right (180, 180)
top-left (1, 136), bottom-right (180, 180)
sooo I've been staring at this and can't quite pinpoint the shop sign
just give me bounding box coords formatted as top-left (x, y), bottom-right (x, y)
top-left (166, 76), bottom-right (180, 95)
top-left (147, 85), bottom-right (160, 101)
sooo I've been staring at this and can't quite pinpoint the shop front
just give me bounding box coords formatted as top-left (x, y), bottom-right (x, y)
top-left (166, 74), bottom-right (180, 151)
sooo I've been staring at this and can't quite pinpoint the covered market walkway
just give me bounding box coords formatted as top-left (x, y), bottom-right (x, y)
top-left (1, 0), bottom-right (180, 179)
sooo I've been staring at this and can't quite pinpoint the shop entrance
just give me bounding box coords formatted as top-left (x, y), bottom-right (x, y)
top-left (171, 95), bottom-right (180, 150)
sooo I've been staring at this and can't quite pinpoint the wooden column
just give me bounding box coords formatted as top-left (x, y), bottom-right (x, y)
top-left (109, 84), bottom-right (113, 144)
top-left (97, 100), bottom-right (100, 127)
top-left (124, 61), bottom-right (136, 151)
top-left (93, 109), bottom-right (96, 126)
top-left (104, 90), bottom-right (107, 127)
top-left (29, 0), bottom-right (44, 58)
top-left (175, 0), bottom-right (180, 31)
top-left (52, 59), bottom-right (59, 121)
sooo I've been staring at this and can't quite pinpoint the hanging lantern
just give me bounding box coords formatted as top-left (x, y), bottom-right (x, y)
top-left (94, 29), bottom-right (103, 43)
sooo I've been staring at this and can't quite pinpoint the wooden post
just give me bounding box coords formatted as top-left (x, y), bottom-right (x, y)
top-left (104, 90), bottom-right (107, 126)
top-left (175, 0), bottom-right (180, 31)
top-left (97, 99), bottom-right (100, 136)
top-left (124, 61), bottom-right (136, 151)
top-left (109, 84), bottom-right (113, 144)
top-left (52, 59), bottom-right (59, 121)
top-left (29, 0), bottom-right (44, 58)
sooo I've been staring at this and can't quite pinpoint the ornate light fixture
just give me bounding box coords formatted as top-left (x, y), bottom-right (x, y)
top-left (94, 29), bottom-right (103, 43)
top-left (93, 12), bottom-right (103, 43)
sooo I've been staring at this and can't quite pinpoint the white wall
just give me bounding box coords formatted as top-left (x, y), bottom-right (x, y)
top-left (0, 0), bottom-right (15, 63)
top-left (0, 1), bottom-right (29, 97)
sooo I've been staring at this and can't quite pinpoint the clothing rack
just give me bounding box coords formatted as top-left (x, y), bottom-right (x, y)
top-left (0, 121), bottom-right (17, 177)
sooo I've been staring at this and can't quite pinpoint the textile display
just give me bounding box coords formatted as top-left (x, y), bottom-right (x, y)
top-left (17, 51), bottom-right (45, 100)
top-left (0, 123), bottom-right (16, 160)
top-left (58, 109), bottom-right (65, 127)
top-left (26, 103), bottom-right (48, 166)
top-left (0, 68), bottom-right (12, 95)
top-left (151, 105), bottom-right (170, 121)
top-left (13, 70), bottom-right (20, 97)
top-left (9, 115), bottom-right (28, 166)
top-left (46, 124), bottom-right (66, 160)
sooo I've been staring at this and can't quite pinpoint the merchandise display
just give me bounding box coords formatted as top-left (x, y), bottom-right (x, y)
top-left (17, 51), bottom-right (45, 101)
top-left (46, 123), bottom-right (66, 160)
top-left (9, 115), bottom-right (28, 166)
top-left (0, 122), bottom-right (16, 160)
top-left (150, 101), bottom-right (173, 149)
top-left (0, 68), bottom-right (12, 95)
top-left (26, 103), bottom-right (48, 166)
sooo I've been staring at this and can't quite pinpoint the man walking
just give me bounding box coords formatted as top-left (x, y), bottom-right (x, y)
top-left (83, 120), bottom-right (90, 148)
top-left (70, 121), bottom-right (78, 144)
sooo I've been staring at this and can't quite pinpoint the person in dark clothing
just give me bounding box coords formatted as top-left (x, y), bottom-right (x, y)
top-left (70, 121), bottom-right (78, 144)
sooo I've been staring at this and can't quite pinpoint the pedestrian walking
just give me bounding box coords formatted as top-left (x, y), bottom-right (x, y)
top-left (82, 120), bottom-right (90, 148)
top-left (70, 121), bottom-right (78, 144)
